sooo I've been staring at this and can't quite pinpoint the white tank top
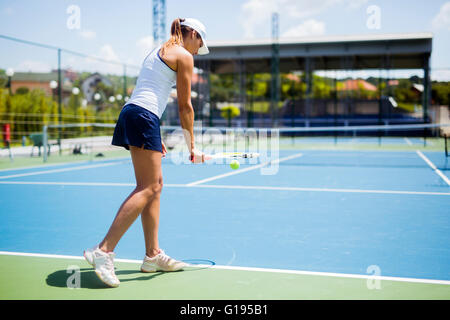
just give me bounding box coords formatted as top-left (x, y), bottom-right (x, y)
top-left (125, 46), bottom-right (176, 119)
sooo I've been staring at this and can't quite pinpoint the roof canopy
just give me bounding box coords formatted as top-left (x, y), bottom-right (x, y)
top-left (194, 32), bottom-right (433, 73)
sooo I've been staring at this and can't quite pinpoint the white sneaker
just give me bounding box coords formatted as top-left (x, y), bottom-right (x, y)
top-left (140, 249), bottom-right (187, 273)
top-left (83, 246), bottom-right (120, 288)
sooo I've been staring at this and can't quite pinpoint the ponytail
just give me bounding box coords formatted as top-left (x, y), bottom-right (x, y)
top-left (171, 18), bottom-right (185, 44)
top-left (161, 18), bottom-right (186, 56)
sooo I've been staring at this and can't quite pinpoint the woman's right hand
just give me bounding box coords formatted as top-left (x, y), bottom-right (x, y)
top-left (190, 148), bottom-right (205, 164)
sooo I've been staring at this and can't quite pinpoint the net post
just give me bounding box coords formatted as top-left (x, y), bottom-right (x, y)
top-left (89, 123), bottom-right (94, 161)
top-left (43, 125), bottom-right (48, 163)
top-left (445, 134), bottom-right (448, 157)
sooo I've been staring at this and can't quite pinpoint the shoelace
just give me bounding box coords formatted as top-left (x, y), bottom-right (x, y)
top-left (103, 255), bottom-right (115, 272)
top-left (158, 253), bottom-right (173, 265)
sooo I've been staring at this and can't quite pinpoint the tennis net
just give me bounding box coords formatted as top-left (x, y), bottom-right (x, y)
top-left (38, 122), bottom-right (450, 162)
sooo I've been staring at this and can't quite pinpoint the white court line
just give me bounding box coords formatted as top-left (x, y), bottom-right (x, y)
top-left (0, 180), bottom-right (449, 196)
top-left (187, 152), bottom-right (304, 186)
top-left (1, 251), bottom-right (449, 286)
top-left (416, 150), bottom-right (450, 186)
top-left (0, 161), bottom-right (128, 180)
top-left (0, 181), bottom-right (185, 188)
top-left (0, 156), bottom-right (131, 173)
top-left (404, 137), bottom-right (413, 146)
top-left (0, 181), bottom-right (135, 187)
top-left (187, 184), bottom-right (450, 196)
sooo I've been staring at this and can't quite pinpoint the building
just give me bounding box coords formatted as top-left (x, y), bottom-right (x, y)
top-left (10, 70), bottom-right (75, 98)
top-left (81, 72), bottom-right (113, 103)
top-left (338, 79), bottom-right (377, 92)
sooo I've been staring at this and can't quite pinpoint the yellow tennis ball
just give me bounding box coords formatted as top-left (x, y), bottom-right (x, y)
top-left (230, 160), bottom-right (240, 170)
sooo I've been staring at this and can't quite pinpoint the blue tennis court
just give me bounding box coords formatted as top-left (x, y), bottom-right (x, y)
top-left (1, 148), bottom-right (449, 294)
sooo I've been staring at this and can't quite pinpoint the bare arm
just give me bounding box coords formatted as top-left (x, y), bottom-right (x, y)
top-left (176, 53), bottom-right (195, 151)
top-left (176, 51), bottom-right (203, 162)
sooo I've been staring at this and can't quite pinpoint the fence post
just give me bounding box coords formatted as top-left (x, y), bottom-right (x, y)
top-left (43, 125), bottom-right (48, 163)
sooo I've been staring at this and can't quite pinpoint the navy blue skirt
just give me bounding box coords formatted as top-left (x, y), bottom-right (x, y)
top-left (112, 104), bottom-right (163, 152)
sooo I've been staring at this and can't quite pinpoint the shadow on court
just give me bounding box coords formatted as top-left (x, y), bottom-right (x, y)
top-left (45, 268), bottom-right (166, 289)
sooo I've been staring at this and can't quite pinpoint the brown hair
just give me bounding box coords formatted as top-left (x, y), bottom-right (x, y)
top-left (160, 18), bottom-right (200, 56)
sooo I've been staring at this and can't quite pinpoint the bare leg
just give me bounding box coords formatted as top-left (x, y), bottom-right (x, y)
top-left (99, 146), bottom-right (162, 253)
top-left (141, 174), bottom-right (162, 258)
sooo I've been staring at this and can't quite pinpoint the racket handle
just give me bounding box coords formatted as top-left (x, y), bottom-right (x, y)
top-left (190, 153), bottom-right (207, 163)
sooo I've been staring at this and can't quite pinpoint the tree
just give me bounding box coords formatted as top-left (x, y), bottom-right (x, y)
top-left (15, 87), bottom-right (30, 95)
top-left (431, 82), bottom-right (450, 105)
top-left (220, 105), bottom-right (240, 126)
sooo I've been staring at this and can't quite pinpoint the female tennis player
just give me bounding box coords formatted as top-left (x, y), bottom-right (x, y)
top-left (83, 18), bottom-right (209, 287)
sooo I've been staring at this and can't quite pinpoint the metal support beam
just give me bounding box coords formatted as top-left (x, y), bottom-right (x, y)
top-left (422, 53), bottom-right (431, 145)
top-left (270, 12), bottom-right (280, 127)
top-left (247, 73), bottom-right (254, 128)
top-left (422, 53), bottom-right (430, 123)
top-left (304, 57), bottom-right (312, 122)
top-left (205, 60), bottom-right (213, 127)
top-left (152, 0), bottom-right (166, 48)
top-left (238, 59), bottom-right (246, 125)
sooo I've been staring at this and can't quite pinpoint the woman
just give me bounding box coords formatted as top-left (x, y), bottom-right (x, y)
top-left (83, 18), bottom-right (209, 288)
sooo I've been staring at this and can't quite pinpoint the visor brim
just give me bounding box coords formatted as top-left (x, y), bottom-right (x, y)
top-left (198, 44), bottom-right (209, 55)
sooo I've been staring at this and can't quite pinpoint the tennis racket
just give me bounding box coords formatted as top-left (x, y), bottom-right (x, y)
top-left (204, 152), bottom-right (260, 160)
top-left (190, 152), bottom-right (260, 162)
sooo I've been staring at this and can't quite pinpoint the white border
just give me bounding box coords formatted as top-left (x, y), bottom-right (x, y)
top-left (0, 251), bottom-right (449, 286)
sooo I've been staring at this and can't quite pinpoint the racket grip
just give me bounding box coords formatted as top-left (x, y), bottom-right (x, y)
top-left (190, 153), bottom-right (207, 163)
top-left (189, 154), bottom-right (203, 163)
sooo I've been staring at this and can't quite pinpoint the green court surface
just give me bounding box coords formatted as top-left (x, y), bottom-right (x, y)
top-left (1, 254), bottom-right (449, 300)
top-left (0, 149), bottom-right (129, 170)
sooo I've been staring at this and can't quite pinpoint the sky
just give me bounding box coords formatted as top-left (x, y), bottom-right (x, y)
top-left (1, 0), bottom-right (450, 80)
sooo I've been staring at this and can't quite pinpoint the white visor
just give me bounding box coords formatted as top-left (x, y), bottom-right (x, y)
top-left (180, 18), bottom-right (209, 55)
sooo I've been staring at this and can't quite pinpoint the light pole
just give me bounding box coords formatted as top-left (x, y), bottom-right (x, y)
top-left (49, 80), bottom-right (58, 100)
top-left (94, 92), bottom-right (101, 112)
top-left (6, 68), bottom-right (14, 95)
top-left (116, 94), bottom-right (123, 107)
top-left (49, 80), bottom-right (58, 146)
top-left (4, 68), bottom-right (14, 157)
top-left (72, 87), bottom-right (80, 114)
